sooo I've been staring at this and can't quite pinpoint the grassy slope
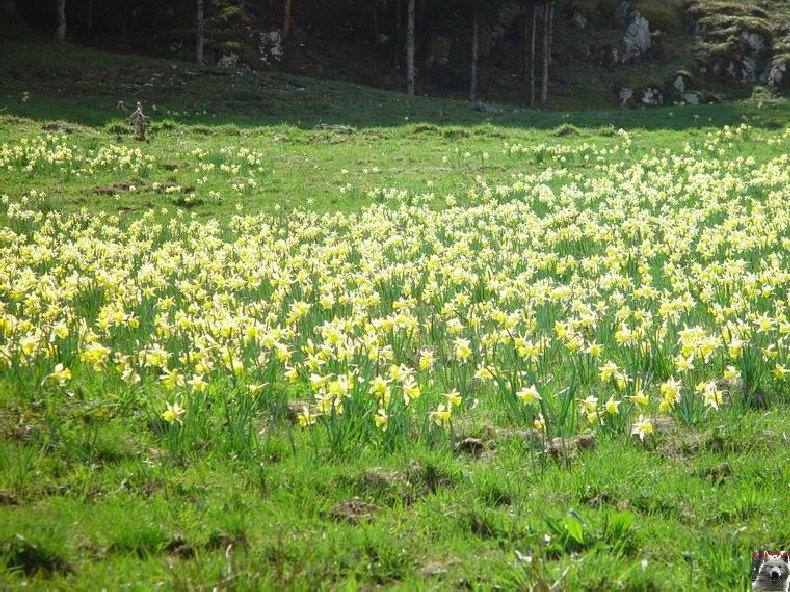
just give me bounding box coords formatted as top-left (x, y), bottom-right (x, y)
top-left (1, 40), bottom-right (789, 591)
top-left (1, 39), bottom-right (787, 221)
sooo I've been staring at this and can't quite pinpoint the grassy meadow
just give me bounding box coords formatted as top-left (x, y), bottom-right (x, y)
top-left (1, 39), bottom-right (789, 590)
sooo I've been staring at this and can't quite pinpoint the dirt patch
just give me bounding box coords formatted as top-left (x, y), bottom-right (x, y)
top-left (658, 431), bottom-right (705, 460)
top-left (314, 123), bottom-right (355, 135)
top-left (91, 182), bottom-right (132, 195)
top-left (164, 538), bottom-right (196, 559)
top-left (351, 460), bottom-right (457, 506)
top-left (457, 437), bottom-right (493, 460)
top-left (546, 432), bottom-right (597, 462)
top-left (0, 488), bottom-right (19, 505)
top-left (362, 467), bottom-right (404, 490)
top-left (41, 122), bottom-right (76, 134)
top-left (328, 499), bottom-right (379, 523)
top-left (1, 534), bottom-right (73, 577)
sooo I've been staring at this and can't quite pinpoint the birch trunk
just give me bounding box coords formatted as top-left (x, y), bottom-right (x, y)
top-left (55, 0), bottom-right (66, 41)
top-left (283, 0), bottom-right (292, 39)
top-left (470, 13), bottom-right (480, 103)
top-left (406, 0), bottom-right (416, 95)
top-left (540, 0), bottom-right (550, 104)
top-left (528, 3), bottom-right (537, 107)
top-left (196, 0), bottom-right (204, 64)
top-left (395, 0), bottom-right (402, 70)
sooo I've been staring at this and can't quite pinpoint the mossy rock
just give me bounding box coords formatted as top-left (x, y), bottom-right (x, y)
top-left (633, 0), bottom-right (685, 34)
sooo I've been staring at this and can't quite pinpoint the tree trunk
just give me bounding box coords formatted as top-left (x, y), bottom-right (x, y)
top-left (547, 0), bottom-right (553, 66)
top-left (541, 0), bottom-right (550, 105)
top-left (86, 0), bottom-right (93, 36)
top-left (470, 12), bottom-right (480, 103)
top-left (196, 0), bottom-right (204, 64)
top-left (55, 0), bottom-right (67, 42)
top-left (530, 4), bottom-right (537, 107)
top-left (406, 0), bottom-right (415, 95)
top-left (2, 0), bottom-right (16, 19)
top-left (283, 0), bottom-right (292, 40)
top-left (395, 0), bottom-right (402, 70)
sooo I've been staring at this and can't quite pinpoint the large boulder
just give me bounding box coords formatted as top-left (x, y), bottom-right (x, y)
top-left (257, 31), bottom-right (283, 65)
top-left (769, 58), bottom-right (788, 91)
top-left (622, 12), bottom-right (652, 62)
top-left (641, 87), bottom-right (663, 105)
top-left (681, 92), bottom-right (701, 105)
top-left (618, 86), bottom-right (633, 107)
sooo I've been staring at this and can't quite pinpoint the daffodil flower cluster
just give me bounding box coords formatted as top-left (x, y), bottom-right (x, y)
top-left (0, 125), bottom-right (788, 449)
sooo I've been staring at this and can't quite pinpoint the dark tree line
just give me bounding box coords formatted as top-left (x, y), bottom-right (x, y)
top-left (3, 0), bottom-right (560, 105)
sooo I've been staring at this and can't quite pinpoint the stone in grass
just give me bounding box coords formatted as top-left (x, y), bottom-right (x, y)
top-left (362, 467), bottom-right (404, 489)
top-left (0, 488), bottom-right (19, 505)
top-left (653, 416), bottom-right (675, 435)
top-left (457, 437), bottom-right (486, 456)
top-left (328, 499), bottom-right (379, 524)
top-left (164, 537), bottom-right (196, 559)
top-left (546, 432), bottom-right (597, 461)
top-left (284, 399), bottom-right (311, 424)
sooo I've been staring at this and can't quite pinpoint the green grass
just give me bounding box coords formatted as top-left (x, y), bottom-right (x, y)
top-left (1, 39), bottom-right (789, 590)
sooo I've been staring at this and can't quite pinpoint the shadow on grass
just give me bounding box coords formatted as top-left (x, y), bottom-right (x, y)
top-left (1, 38), bottom-right (788, 132)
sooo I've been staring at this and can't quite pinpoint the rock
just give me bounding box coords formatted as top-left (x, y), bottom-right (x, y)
top-left (546, 437), bottom-right (567, 460)
top-left (41, 122), bottom-right (75, 133)
top-left (258, 31), bottom-right (283, 65)
top-left (615, 1), bottom-right (631, 20)
top-left (769, 59), bottom-right (788, 90)
top-left (329, 499), bottom-right (378, 523)
top-left (681, 92), bottom-right (701, 105)
top-left (740, 30), bottom-right (765, 52)
top-left (673, 74), bottom-right (685, 94)
top-left (284, 399), bottom-right (311, 423)
top-left (619, 87), bottom-right (633, 106)
top-left (641, 87), bottom-right (663, 105)
top-left (457, 437), bottom-right (486, 457)
top-left (164, 538), bottom-right (196, 559)
top-left (758, 64), bottom-right (771, 84)
top-left (622, 11), bottom-right (652, 62)
top-left (741, 56), bottom-right (757, 82)
top-left (218, 53), bottom-right (241, 68)
top-left (546, 433), bottom-right (597, 461)
top-left (653, 416), bottom-right (676, 435)
top-left (574, 432), bottom-right (597, 451)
